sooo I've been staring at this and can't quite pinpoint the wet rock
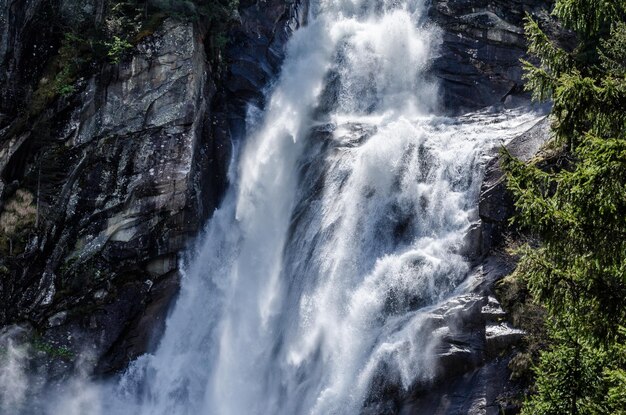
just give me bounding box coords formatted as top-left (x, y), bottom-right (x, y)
top-left (479, 116), bottom-right (551, 252)
top-left (46, 311), bottom-right (67, 328)
top-left (361, 258), bottom-right (522, 414)
top-left (481, 296), bottom-right (507, 322)
top-left (0, 0), bottom-right (305, 378)
top-left (485, 323), bottom-right (524, 358)
top-left (0, 0), bottom-right (105, 119)
top-left (461, 222), bottom-right (483, 260)
top-left (0, 18), bottom-right (209, 339)
top-left (95, 271), bottom-right (181, 374)
top-left (413, 112), bottom-right (556, 415)
top-left (396, 255), bottom-right (524, 414)
top-left (401, 357), bottom-right (514, 415)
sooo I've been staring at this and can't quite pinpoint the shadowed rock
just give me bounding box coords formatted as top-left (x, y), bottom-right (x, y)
top-left (429, 0), bottom-right (556, 112)
top-left (0, 0), bottom-right (305, 380)
top-left (479, 116), bottom-right (551, 252)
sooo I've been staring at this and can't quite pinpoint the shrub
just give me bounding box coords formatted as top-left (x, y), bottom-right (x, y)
top-left (104, 35), bottom-right (133, 64)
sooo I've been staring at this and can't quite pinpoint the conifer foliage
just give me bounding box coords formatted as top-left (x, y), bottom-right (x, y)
top-left (503, 0), bottom-right (626, 414)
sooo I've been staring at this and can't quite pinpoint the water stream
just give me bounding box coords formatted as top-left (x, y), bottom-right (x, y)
top-left (2, 0), bottom-right (543, 413)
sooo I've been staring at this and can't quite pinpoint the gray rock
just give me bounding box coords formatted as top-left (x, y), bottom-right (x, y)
top-left (429, 0), bottom-right (555, 112)
top-left (46, 311), bottom-right (67, 328)
top-left (479, 116), bottom-right (551, 252)
top-left (395, 254), bottom-right (524, 414)
top-left (0, 0), bottom-right (105, 118)
top-left (485, 323), bottom-right (524, 358)
top-left (401, 357), bottom-right (514, 415)
top-left (481, 296), bottom-right (507, 322)
top-left (0, 0), bottom-right (305, 379)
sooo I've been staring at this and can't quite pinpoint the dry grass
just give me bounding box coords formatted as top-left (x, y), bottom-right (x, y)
top-left (0, 189), bottom-right (37, 255)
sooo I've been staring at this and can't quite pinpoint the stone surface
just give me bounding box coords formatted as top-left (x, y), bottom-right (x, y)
top-left (479, 116), bottom-right (551, 252)
top-left (1, 18), bottom-right (211, 375)
top-left (429, 0), bottom-right (557, 112)
top-left (397, 254), bottom-right (522, 414)
top-left (401, 357), bottom-right (515, 415)
top-left (362, 254), bottom-right (523, 415)
top-left (0, 0), bottom-right (305, 379)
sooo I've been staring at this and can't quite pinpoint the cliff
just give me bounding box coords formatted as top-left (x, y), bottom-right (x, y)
top-left (1, 0), bottom-right (552, 412)
top-left (0, 0), bottom-right (305, 376)
top-left (429, 0), bottom-right (555, 111)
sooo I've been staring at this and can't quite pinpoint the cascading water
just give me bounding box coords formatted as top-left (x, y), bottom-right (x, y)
top-left (7, 0), bottom-right (543, 414)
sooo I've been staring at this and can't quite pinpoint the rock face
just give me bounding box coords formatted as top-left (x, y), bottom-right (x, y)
top-left (479, 116), bottom-right (551, 252)
top-left (1, 16), bottom-right (217, 376)
top-left (0, 0), bottom-right (305, 377)
top-left (0, 0), bottom-right (105, 118)
top-left (359, 254), bottom-right (526, 415)
top-left (395, 256), bottom-right (524, 415)
top-left (393, 119), bottom-right (552, 414)
top-left (429, 0), bottom-right (552, 111)
top-left (1, 0), bottom-right (553, 411)
top-left (392, 108), bottom-right (551, 415)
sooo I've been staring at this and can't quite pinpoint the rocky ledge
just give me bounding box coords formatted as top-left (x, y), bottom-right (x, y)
top-left (358, 116), bottom-right (552, 415)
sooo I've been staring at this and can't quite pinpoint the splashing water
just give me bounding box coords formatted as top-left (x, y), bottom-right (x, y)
top-left (2, 0), bottom-right (544, 413)
top-left (0, 327), bottom-right (29, 414)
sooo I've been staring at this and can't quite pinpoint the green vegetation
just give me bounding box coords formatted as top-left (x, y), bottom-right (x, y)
top-left (29, 0), bottom-right (238, 115)
top-left (105, 0), bottom-right (239, 57)
top-left (104, 36), bottom-right (133, 64)
top-left (502, 0), bottom-right (626, 413)
top-left (31, 338), bottom-right (74, 360)
top-left (30, 33), bottom-right (88, 115)
top-left (496, 267), bottom-right (547, 383)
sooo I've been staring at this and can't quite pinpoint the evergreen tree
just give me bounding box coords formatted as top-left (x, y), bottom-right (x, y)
top-left (503, 0), bottom-right (626, 413)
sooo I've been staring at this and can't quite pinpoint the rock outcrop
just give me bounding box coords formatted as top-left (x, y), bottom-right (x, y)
top-left (361, 114), bottom-right (552, 414)
top-left (396, 119), bottom-right (553, 414)
top-left (479, 116), bottom-right (551, 252)
top-left (429, 0), bottom-right (553, 111)
top-left (0, 0), bottom-right (305, 378)
top-left (393, 255), bottom-right (524, 415)
top-left (392, 108), bottom-right (552, 415)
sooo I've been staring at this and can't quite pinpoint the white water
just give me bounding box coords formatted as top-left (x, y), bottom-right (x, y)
top-left (1, 0), bottom-right (543, 413)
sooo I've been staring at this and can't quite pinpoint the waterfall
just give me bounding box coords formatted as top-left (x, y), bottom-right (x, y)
top-left (20, 0), bottom-right (542, 413)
